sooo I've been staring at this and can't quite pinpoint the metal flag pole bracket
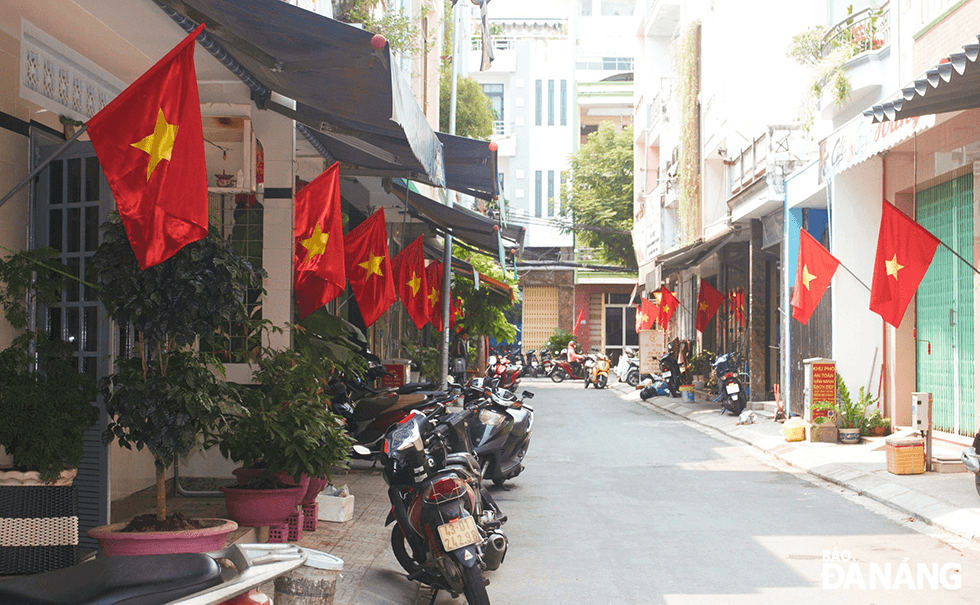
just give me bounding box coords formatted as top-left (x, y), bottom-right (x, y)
top-left (0, 125), bottom-right (89, 210)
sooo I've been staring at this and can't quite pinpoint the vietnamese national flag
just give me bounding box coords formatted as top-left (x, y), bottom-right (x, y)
top-left (695, 279), bottom-right (726, 332)
top-left (790, 229), bottom-right (840, 325)
top-left (344, 209), bottom-right (397, 326)
top-left (869, 199), bottom-right (941, 328)
top-left (573, 307), bottom-right (586, 337)
top-left (293, 163), bottom-right (346, 318)
top-left (391, 235), bottom-right (429, 329)
top-left (636, 298), bottom-right (658, 332)
top-left (658, 286), bottom-right (679, 329)
top-left (86, 24), bottom-right (208, 270)
top-left (426, 260), bottom-right (445, 332)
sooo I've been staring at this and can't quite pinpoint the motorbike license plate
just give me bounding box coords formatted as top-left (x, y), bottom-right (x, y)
top-left (726, 382), bottom-right (740, 395)
top-left (662, 371), bottom-right (672, 379)
top-left (437, 516), bottom-right (481, 551)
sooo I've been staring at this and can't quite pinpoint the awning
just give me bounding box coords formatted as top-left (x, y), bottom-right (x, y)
top-left (865, 37), bottom-right (980, 122)
top-left (656, 230), bottom-right (735, 274)
top-left (157, 0), bottom-right (444, 185)
top-left (300, 129), bottom-right (499, 200)
top-left (391, 181), bottom-right (525, 255)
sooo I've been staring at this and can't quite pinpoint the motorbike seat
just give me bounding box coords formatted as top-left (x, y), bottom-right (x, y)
top-left (396, 381), bottom-right (438, 394)
top-left (0, 552), bottom-right (222, 605)
top-left (354, 393), bottom-right (428, 421)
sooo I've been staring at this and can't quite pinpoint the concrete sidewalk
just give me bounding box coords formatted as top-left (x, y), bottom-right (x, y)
top-left (609, 379), bottom-right (980, 545)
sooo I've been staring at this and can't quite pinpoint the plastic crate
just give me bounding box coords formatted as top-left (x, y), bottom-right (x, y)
top-left (886, 437), bottom-right (925, 475)
top-left (268, 523), bottom-right (289, 544)
top-left (302, 503), bottom-right (318, 532)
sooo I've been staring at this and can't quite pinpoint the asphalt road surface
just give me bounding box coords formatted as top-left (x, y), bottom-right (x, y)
top-left (426, 379), bottom-right (980, 604)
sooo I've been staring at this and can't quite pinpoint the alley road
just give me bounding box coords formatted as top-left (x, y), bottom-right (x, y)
top-left (429, 380), bottom-right (980, 604)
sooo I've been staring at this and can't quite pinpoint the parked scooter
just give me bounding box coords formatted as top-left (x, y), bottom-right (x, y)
top-left (659, 343), bottom-right (683, 398)
top-left (372, 401), bottom-right (508, 605)
top-left (524, 349), bottom-right (543, 377)
top-left (712, 351), bottom-right (747, 415)
top-left (486, 352), bottom-right (523, 392)
top-left (584, 351), bottom-right (611, 389)
top-left (539, 348), bottom-right (555, 376)
top-left (466, 379), bottom-right (534, 487)
top-left (0, 544), bottom-right (307, 605)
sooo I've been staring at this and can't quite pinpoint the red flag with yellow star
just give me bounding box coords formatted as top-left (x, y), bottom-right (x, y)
top-left (391, 234), bottom-right (429, 329)
top-left (869, 199), bottom-right (940, 328)
top-left (426, 260), bottom-right (445, 332)
top-left (695, 279), bottom-right (726, 332)
top-left (658, 286), bottom-right (679, 329)
top-left (344, 209), bottom-right (396, 326)
top-left (294, 163), bottom-right (346, 319)
top-left (86, 24), bottom-right (208, 270)
top-left (636, 298), bottom-right (658, 332)
top-left (790, 229), bottom-right (839, 325)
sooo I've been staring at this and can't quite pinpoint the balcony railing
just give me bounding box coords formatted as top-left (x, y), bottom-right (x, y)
top-left (821, 1), bottom-right (890, 58)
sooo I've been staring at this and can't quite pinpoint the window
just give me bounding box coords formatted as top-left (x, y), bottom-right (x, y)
top-left (482, 83), bottom-right (504, 122)
top-left (547, 170), bottom-right (555, 217)
top-left (535, 80), bottom-right (542, 125)
top-left (580, 0), bottom-right (592, 15)
top-left (548, 80), bottom-right (555, 126)
top-left (535, 171), bottom-right (542, 217)
top-left (560, 80), bottom-right (567, 126)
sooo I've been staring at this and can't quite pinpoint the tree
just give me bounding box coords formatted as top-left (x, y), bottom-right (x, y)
top-left (453, 252), bottom-right (518, 344)
top-left (560, 122), bottom-right (635, 268)
top-left (439, 63), bottom-right (495, 140)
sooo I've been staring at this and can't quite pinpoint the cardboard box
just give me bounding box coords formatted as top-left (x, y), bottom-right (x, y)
top-left (316, 485), bottom-right (354, 523)
top-left (808, 423), bottom-right (838, 443)
top-left (886, 437), bottom-right (925, 475)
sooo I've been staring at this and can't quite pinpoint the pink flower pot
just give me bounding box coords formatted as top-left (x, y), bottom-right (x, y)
top-left (232, 468), bottom-right (310, 508)
top-left (303, 476), bottom-right (331, 506)
top-left (87, 518), bottom-right (238, 557)
top-left (220, 485), bottom-right (304, 527)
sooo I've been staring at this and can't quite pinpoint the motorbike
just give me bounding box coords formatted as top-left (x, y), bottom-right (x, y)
top-left (548, 355), bottom-right (585, 382)
top-left (960, 432), bottom-right (980, 496)
top-left (486, 353), bottom-right (522, 392)
top-left (712, 351), bottom-right (747, 416)
top-left (659, 343), bottom-right (683, 398)
top-left (524, 349), bottom-right (543, 377)
top-left (373, 400), bottom-right (508, 605)
top-left (0, 543), bottom-right (307, 605)
top-left (583, 351), bottom-right (611, 389)
top-left (538, 348), bottom-right (555, 376)
top-left (465, 380), bottom-right (534, 487)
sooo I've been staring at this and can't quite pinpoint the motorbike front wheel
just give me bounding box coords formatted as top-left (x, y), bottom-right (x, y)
top-left (625, 369), bottom-right (639, 387)
top-left (597, 374), bottom-right (607, 389)
top-left (461, 561), bottom-right (491, 605)
top-left (551, 369), bottom-right (567, 383)
top-left (390, 525), bottom-right (439, 586)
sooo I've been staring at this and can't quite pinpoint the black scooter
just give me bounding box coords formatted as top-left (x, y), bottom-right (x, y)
top-left (465, 380), bottom-right (534, 488)
top-left (659, 343), bottom-right (683, 398)
top-left (712, 352), bottom-right (747, 415)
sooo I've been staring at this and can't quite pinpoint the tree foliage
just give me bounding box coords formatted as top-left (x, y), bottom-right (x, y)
top-left (560, 122), bottom-right (635, 268)
top-left (453, 252), bottom-right (518, 343)
top-left (439, 63), bottom-right (495, 140)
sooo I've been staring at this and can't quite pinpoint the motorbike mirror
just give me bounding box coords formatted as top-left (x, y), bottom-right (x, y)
top-left (521, 391), bottom-right (534, 399)
top-left (352, 445), bottom-right (372, 456)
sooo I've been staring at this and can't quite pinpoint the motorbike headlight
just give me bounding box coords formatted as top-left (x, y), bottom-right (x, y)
top-left (479, 409), bottom-right (508, 426)
top-left (389, 420), bottom-right (422, 453)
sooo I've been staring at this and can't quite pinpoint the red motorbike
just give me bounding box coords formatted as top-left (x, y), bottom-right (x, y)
top-left (486, 353), bottom-right (523, 392)
top-left (548, 355), bottom-right (585, 382)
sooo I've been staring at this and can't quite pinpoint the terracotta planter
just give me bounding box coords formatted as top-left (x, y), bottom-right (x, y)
top-left (0, 467), bottom-right (77, 486)
top-left (220, 485), bottom-right (304, 527)
top-left (88, 518), bottom-right (237, 556)
top-left (232, 468), bottom-right (311, 508)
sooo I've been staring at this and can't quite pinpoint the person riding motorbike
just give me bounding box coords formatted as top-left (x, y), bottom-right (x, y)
top-left (567, 340), bottom-right (584, 377)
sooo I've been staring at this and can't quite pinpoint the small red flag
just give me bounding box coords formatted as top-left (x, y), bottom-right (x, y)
top-left (344, 209), bottom-right (397, 326)
top-left (695, 279), bottom-right (725, 332)
top-left (790, 229), bottom-right (840, 325)
top-left (426, 260), bottom-right (445, 332)
top-left (635, 298), bottom-right (658, 332)
top-left (869, 199), bottom-right (941, 328)
top-left (86, 24), bottom-right (208, 270)
top-left (391, 235), bottom-right (429, 329)
top-left (573, 307), bottom-right (586, 337)
top-left (293, 163), bottom-right (346, 319)
top-left (658, 286), bottom-right (679, 329)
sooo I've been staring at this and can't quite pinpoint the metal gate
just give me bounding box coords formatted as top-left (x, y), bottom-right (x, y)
top-left (915, 173), bottom-right (974, 436)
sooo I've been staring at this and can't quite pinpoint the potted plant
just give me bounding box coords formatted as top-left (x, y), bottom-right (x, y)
top-left (863, 409), bottom-right (892, 437)
top-left (217, 345), bottom-right (353, 527)
top-left (809, 401), bottom-right (838, 443)
top-left (834, 373), bottom-right (875, 444)
top-left (87, 214), bottom-right (263, 555)
top-left (687, 349), bottom-right (715, 386)
top-left (402, 340), bottom-right (439, 381)
top-left (0, 249), bottom-right (99, 486)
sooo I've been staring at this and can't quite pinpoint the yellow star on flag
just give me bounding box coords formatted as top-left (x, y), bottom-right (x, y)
top-left (300, 223), bottom-right (329, 262)
top-left (407, 271), bottom-right (421, 296)
top-left (884, 254), bottom-right (904, 280)
top-left (428, 286), bottom-right (439, 307)
top-left (637, 310), bottom-right (648, 325)
top-left (699, 301), bottom-right (708, 312)
top-left (358, 252), bottom-right (384, 278)
top-left (131, 108), bottom-right (179, 181)
top-left (801, 264), bottom-right (817, 290)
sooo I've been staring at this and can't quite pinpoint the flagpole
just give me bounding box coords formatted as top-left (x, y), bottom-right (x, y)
top-left (0, 125), bottom-right (88, 209)
top-left (837, 262), bottom-right (872, 293)
top-left (937, 240), bottom-right (980, 277)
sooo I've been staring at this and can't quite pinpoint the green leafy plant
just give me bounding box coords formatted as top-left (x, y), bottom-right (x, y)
top-left (834, 373), bottom-right (876, 429)
top-left (688, 349), bottom-right (716, 378)
top-left (544, 327), bottom-right (577, 359)
top-left (92, 213), bottom-right (264, 521)
top-left (218, 347), bottom-right (353, 485)
top-left (452, 252), bottom-right (519, 344)
top-left (862, 409), bottom-right (891, 436)
top-left (0, 249), bottom-right (98, 483)
top-left (402, 340), bottom-right (440, 379)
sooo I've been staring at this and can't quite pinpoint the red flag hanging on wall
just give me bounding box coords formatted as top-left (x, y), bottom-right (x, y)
top-left (635, 298), bottom-right (658, 332)
top-left (426, 260), bottom-right (445, 332)
top-left (869, 199), bottom-right (941, 328)
top-left (658, 286), bottom-right (679, 329)
top-left (695, 279), bottom-right (725, 332)
top-left (86, 24), bottom-right (208, 270)
top-left (790, 229), bottom-right (840, 325)
top-left (293, 163), bottom-right (346, 319)
top-left (391, 235), bottom-right (429, 329)
top-left (573, 307), bottom-right (586, 337)
top-left (344, 209), bottom-right (397, 326)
